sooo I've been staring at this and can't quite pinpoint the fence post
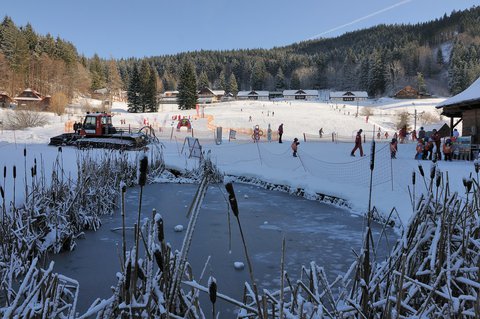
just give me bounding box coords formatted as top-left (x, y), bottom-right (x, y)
top-left (170, 127), bottom-right (174, 141)
top-left (303, 133), bottom-right (306, 142)
top-left (332, 132), bottom-right (335, 142)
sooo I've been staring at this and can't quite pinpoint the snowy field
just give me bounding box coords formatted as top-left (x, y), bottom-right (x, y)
top-left (0, 98), bottom-right (474, 226)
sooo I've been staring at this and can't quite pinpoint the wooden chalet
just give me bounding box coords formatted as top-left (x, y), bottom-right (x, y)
top-left (159, 91), bottom-right (179, 104)
top-left (329, 91), bottom-right (368, 102)
top-left (197, 87), bottom-right (225, 103)
top-left (92, 88), bottom-right (109, 100)
top-left (436, 76), bottom-right (480, 144)
top-left (0, 92), bottom-right (12, 108)
top-left (283, 90), bottom-right (319, 101)
top-left (14, 88), bottom-right (50, 109)
top-left (394, 86), bottom-right (431, 99)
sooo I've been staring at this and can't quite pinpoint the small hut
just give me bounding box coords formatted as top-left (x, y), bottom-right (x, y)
top-left (0, 92), bottom-right (12, 108)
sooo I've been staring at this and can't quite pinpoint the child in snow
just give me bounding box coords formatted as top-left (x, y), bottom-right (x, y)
top-left (390, 138), bottom-right (398, 159)
top-left (415, 139), bottom-right (424, 160)
top-left (423, 138), bottom-right (434, 160)
top-left (291, 138), bottom-right (300, 157)
top-left (443, 139), bottom-right (453, 161)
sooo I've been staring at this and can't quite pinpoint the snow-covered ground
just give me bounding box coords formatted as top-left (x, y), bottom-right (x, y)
top-left (0, 98), bottom-right (474, 226)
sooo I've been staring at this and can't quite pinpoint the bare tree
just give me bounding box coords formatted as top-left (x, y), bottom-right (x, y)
top-left (4, 108), bottom-right (49, 130)
top-left (50, 92), bottom-right (69, 115)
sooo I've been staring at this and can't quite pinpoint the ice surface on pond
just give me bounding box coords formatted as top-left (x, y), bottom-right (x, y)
top-left (49, 182), bottom-right (396, 318)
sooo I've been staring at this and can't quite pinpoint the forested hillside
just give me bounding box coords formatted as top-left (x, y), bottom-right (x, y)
top-left (1, 6), bottom-right (479, 100)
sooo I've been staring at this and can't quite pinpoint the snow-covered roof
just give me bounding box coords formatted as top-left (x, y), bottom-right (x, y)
top-left (436, 76), bottom-right (480, 108)
top-left (198, 88), bottom-right (225, 96)
top-left (330, 91), bottom-right (368, 98)
top-left (14, 97), bottom-right (42, 101)
top-left (237, 90), bottom-right (269, 97)
top-left (283, 90), bottom-right (319, 96)
top-left (422, 122), bottom-right (449, 132)
top-left (94, 88), bottom-right (109, 94)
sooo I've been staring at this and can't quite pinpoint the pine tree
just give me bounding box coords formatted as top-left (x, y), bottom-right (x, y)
top-left (250, 60), bottom-right (266, 90)
top-left (177, 60), bottom-right (197, 110)
top-left (219, 70), bottom-right (226, 90)
top-left (89, 53), bottom-right (105, 91)
top-left (290, 72), bottom-right (301, 89)
top-left (127, 63), bottom-right (141, 113)
top-left (228, 73), bottom-right (238, 96)
top-left (368, 51), bottom-right (386, 97)
top-left (198, 70), bottom-right (210, 89)
top-left (275, 67), bottom-right (286, 90)
top-left (416, 72), bottom-right (427, 93)
top-left (436, 48), bottom-right (444, 65)
top-left (142, 64), bottom-right (158, 112)
top-left (139, 60), bottom-right (152, 112)
top-left (106, 58), bottom-right (123, 96)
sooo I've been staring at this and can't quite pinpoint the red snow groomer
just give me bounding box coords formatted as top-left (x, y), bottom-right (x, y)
top-left (49, 113), bottom-right (155, 150)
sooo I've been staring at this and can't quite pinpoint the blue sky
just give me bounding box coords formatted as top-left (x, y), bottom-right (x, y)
top-left (1, 0), bottom-right (478, 59)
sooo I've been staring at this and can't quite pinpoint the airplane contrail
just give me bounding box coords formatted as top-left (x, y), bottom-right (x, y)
top-left (307, 0), bottom-right (414, 41)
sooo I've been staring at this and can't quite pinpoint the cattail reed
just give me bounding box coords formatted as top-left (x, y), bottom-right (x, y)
top-left (418, 164), bottom-right (424, 177)
top-left (436, 170), bottom-right (441, 188)
top-left (225, 182), bottom-right (239, 217)
top-left (155, 213), bottom-right (164, 242)
top-left (120, 181), bottom-right (127, 265)
top-left (134, 155), bottom-right (148, 297)
top-left (224, 182), bottom-right (263, 318)
top-left (12, 165), bottom-right (16, 207)
top-left (138, 155), bottom-right (148, 186)
top-left (208, 276), bottom-right (217, 319)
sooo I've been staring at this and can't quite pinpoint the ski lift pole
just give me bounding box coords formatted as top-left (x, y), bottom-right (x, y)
top-left (367, 140), bottom-right (375, 223)
top-left (298, 153), bottom-right (307, 172)
top-left (255, 141), bottom-right (263, 166)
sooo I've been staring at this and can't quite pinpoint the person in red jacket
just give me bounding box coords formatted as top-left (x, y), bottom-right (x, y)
top-left (350, 129), bottom-right (364, 157)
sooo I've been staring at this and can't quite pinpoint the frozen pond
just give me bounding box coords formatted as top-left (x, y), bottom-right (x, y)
top-left (50, 182), bottom-right (396, 317)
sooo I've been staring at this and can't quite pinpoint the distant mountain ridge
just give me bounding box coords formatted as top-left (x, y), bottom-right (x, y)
top-left (0, 6), bottom-right (479, 98)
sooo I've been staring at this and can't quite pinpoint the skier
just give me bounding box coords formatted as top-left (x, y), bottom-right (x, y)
top-left (319, 128), bottom-right (323, 138)
top-left (291, 138), bottom-right (300, 157)
top-left (278, 123), bottom-right (284, 143)
top-left (390, 138), bottom-right (398, 159)
top-left (350, 129), bottom-right (364, 157)
top-left (253, 125), bottom-right (260, 143)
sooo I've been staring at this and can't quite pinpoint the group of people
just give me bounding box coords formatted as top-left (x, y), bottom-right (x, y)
top-left (414, 127), bottom-right (458, 161)
top-left (276, 123), bottom-right (300, 157)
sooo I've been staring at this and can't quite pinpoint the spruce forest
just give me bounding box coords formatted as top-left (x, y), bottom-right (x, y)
top-left (1, 6), bottom-right (480, 107)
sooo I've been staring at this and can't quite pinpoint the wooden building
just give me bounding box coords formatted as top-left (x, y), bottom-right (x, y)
top-left (329, 91), bottom-right (368, 102)
top-left (237, 90), bottom-right (269, 101)
top-left (394, 86), bottom-right (431, 99)
top-left (436, 76), bottom-right (480, 144)
top-left (14, 88), bottom-right (50, 109)
top-left (159, 91), bottom-right (179, 104)
top-left (283, 90), bottom-right (319, 101)
top-left (0, 92), bottom-right (12, 108)
top-left (197, 87), bottom-right (225, 104)
top-left (422, 123), bottom-right (450, 138)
